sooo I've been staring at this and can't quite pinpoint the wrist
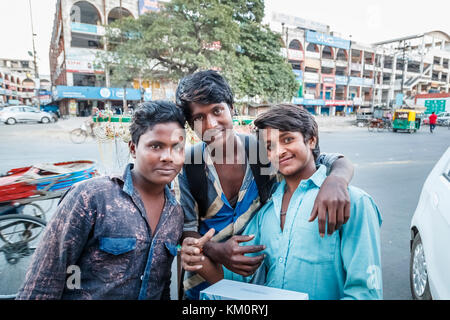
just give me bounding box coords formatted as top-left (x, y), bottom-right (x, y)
top-left (328, 173), bottom-right (350, 186)
top-left (203, 240), bottom-right (221, 263)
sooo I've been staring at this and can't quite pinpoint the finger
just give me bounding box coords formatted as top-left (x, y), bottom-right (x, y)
top-left (317, 204), bottom-right (327, 238)
top-left (335, 203), bottom-right (345, 231)
top-left (182, 253), bottom-right (205, 265)
top-left (343, 202), bottom-right (351, 225)
top-left (182, 237), bottom-right (200, 247)
top-left (182, 261), bottom-right (203, 272)
top-left (181, 245), bottom-right (202, 256)
top-left (234, 254), bottom-right (265, 267)
top-left (233, 234), bottom-right (256, 244)
top-left (231, 259), bottom-right (264, 275)
top-left (197, 228), bottom-right (216, 247)
top-left (308, 202), bottom-right (319, 222)
top-left (327, 202), bottom-right (337, 236)
top-left (236, 245), bottom-right (266, 254)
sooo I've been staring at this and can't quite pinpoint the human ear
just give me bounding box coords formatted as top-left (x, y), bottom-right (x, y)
top-left (308, 137), bottom-right (317, 150)
top-left (129, 141), bottom-right (137, 159)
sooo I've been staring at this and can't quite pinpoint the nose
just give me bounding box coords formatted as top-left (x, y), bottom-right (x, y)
top-left (275, 144), bottom-right (287, 161)
top-left (205, 114), bottom-right (218, 130)
top-left (160, 148), bottom-right (174, 162)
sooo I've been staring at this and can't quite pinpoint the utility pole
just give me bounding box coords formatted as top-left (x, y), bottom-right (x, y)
top-left (28, 0), bottom-right (40, 108)
top-left (394, 40), bottom-right (410, 106)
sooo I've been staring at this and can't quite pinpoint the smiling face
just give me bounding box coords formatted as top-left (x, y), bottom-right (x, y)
top-left (189, 102), bottom-right (234, 146)
top-left (263, 128), bottom-right (317, 178)
top-left (129, 122), bottom-right (185, 187)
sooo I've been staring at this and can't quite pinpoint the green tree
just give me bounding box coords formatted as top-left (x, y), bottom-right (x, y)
top-left (100, 0), bottom-right (297, 106)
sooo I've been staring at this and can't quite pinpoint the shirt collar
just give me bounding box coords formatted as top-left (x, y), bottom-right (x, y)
top-left (118, 163), bottom-right (177, 206)
top-left (273, 164), bottom-right (328, 197)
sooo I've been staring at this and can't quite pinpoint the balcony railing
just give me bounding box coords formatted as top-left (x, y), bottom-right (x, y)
top-left (305, 51), bottom-right (320, 59)
top-left (288, 49), bottom-right (304, 61)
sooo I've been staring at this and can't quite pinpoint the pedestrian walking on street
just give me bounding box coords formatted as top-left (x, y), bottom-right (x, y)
top-left (429, 112), bottom-right (437, 133)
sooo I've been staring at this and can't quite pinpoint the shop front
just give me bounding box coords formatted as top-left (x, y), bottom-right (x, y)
top-left (54, 86), bottom-right (142, 116)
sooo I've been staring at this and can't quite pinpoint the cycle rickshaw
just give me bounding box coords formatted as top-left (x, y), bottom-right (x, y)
top-left (0, 161), bottom-right (97, 299)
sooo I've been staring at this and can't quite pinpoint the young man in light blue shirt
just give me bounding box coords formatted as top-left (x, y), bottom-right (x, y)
top-left (181, 104), bottom-right (383, 300)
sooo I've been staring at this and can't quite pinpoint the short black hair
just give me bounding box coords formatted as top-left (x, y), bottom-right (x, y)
top-left (175, 70), bottom-right (234, 122)
top-left (130, 100), bottom-right (185, 145)
top-left (253, 104), bottom-right (320, 161)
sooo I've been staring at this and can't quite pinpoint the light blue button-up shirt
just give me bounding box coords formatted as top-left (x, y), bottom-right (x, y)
top-left (224, 165), bottom-right (383, 300)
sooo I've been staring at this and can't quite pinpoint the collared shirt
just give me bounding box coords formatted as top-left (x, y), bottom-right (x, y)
top-left (16, 163), bottom-right (183, 300)
top-left (173, 133), bottom-right (343, 299)
top-left (224, 165), bottom-right (383, 300)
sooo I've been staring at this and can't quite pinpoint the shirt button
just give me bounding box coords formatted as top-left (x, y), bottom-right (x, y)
top-left (140, 275), bottom-right (144, 281)
top-left (279, 257), bottom-right (284, 264)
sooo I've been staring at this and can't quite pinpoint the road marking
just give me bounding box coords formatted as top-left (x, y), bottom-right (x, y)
top-left (355, 160), bottom-right (414, 167)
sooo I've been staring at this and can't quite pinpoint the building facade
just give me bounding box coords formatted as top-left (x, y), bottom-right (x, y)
top-left (271, 13), bottom-right (450, 115)
top-left (49, 0), bottom-right (176, 116)
top-left (0, 58), bottom-right (51, 106)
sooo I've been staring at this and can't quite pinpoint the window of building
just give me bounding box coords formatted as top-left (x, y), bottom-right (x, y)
top-left (71, 1), bottom-right (101, 25)
top-left (108, 7), bottom-right (133, 24)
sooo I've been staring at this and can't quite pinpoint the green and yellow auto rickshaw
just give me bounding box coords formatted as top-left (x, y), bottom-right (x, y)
top-left (392, 109), bottom-right (422, 133)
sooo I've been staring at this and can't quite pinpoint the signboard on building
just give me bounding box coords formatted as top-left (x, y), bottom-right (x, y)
top-left (272, 12), bottom-right (329, 33)
top-left (423, 99), bottom-right (447, 114)
top-left (306, 31), bottom-right (351, 50)
top-left (292, 97), bottom-right (325, 106)
top-left (415, 93), bottom-right (450, 114)
top-left (139, 0), bottom-right (160, 15)
top-left (66, 48), bottom-right (103, 74)
top-left (71, 22), bottom-right (105, 36)
top-left (55, 86), bottom-right (141, 101)
top-left (321, 75), bottom-right (335, 84)
top-left (335, 76), bottom-right (348, 85)
top-left (325, 100), bottom-right (353, 106)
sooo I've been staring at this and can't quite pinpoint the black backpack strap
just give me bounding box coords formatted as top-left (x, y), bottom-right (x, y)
top-left (183, 143), bottom-right (209, 218)
top-left (242, 134), bottom-right (276, 205)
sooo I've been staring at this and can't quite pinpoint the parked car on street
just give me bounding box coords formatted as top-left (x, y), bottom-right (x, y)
top-left (0, 106), bottom-right (57, 125)
top-left (410, 147), bottom-right (450, 300)
top-left (436, 112), bottom-right (450, 126)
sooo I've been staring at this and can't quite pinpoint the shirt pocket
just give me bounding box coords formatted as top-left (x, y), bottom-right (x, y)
top-left (99, 237), bottom-right (137, 255)
top-left (291, 226), bottom-right (338, 264)
top-left (164, 241), bottom-right (178, 257)
top-left (91, 237), bottom-right (138, 283)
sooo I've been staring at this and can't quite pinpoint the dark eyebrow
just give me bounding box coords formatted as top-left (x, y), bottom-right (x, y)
top-left (279, 131), bottom-right (293, 138)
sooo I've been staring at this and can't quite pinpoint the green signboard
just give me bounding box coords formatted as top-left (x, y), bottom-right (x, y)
top-left (424, 99), bottom-right (446, 114)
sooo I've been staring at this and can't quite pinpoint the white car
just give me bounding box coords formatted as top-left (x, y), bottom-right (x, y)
top-left (410, 147), bottom-right (450, 299)
top-left (436, 112), bottom-right (450, 126)
top-left (0, 105), bottom-right (57, 125)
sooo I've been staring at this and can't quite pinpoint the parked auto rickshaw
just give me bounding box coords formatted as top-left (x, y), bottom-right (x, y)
top-left (392, 109), bottom-right (422, 133)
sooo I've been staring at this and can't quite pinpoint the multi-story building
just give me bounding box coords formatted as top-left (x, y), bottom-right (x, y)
top-left (0, 58), bottom-right (50, 106)
top-left (271, 13), bottom-right (450, 115)
top-left (373, 31), bottom-right (450, 111)
top-left (49, 0), bottom-right (176, 116)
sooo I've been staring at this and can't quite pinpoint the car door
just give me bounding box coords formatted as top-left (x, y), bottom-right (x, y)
top-left (24, 107), bottom-right (41, 122)
top-left (427, 149), bottom-right (450, 298)
top-left (14, 107), bottom-right (28, 121)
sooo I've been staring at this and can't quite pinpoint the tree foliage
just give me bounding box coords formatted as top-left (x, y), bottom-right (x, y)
top-left (101, 0), bottom-right (297, 104)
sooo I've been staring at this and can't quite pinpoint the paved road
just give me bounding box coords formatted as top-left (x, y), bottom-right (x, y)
top-left (0, 120), bottom-right (449, 299)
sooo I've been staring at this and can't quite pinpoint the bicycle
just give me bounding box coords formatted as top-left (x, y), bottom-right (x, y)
top-left (0, 205), bottom-right (47, 299)
top-left (70, 120), bottom-right (96, 144)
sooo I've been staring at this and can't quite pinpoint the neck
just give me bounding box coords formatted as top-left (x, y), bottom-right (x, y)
top-left (131, 169), bottom-right (166, 198)
top-left (284, 159), bottom-right (317, 194)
